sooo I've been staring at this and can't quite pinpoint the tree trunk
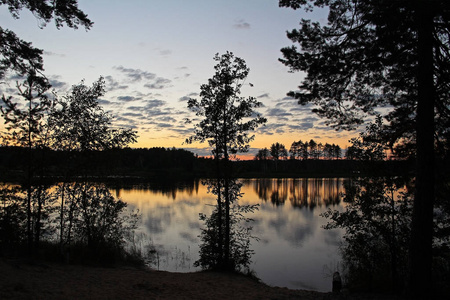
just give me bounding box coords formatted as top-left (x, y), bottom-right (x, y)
top-left (408, 1), bottom-right (435, 298)
top-left (215, 146), bottom-right (223, 268)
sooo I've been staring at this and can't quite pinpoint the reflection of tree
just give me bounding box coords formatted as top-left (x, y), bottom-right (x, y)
top-left (112, 179), bottom-right (200, 201)
top-left (195, 179), bottom-right (258, 272)
top-left (251, 178), bottom-right (272, 202)
top-left (270, 178), bottom-right (288, 206)
top-left (289, 178), bottom-right (344, 210)
top-left (290, 178), bottom-right (309, 208)
top-left (322, 179), bottom-right (342, 206)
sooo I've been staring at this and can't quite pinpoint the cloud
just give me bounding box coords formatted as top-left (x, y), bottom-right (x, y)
top-left (233, 19), bottom-right (251, 29)
top-left (43, 51), bottom-right (65, 57)
top-left (156, 123), bottom-right (173, 128)
top-left (266, 108), bottom-right (293, 118)
top-left (117, 95), bottom-right (139, 102)
top-left (114, 66), bottom-right (156, 82)
top-left (122, 112), bottom-right (144, 118)
top-left (48, 75), bottom-right (67, 89)
top-left (105, 75), bottom-right (128, 91)
top-left (159, 49), bottom-right (172, 56)
top-left (144, 99), bottom-right (166, 109)
top-left (144, 77), bottom-right (172, 89)
top-left (157, 116), bottom-right (177, 123)
top-left (98, 99), bottom-right (112, 106)
top-left (258, 93), bottom-right (270, 99)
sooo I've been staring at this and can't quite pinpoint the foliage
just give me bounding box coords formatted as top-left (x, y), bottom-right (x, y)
top-left (269, 142), bottom-right (287, 161)
top-left (254, 147), bottom-right (270, 161)
top-left (49, 77), bottom-right (137, 153)
top-left (195, 179), bottom-right (258, 273)
top-left (66, 183), bottom-right (139, 259)
top-left (321, 121), bottom-right (413, 292)
top-left (187, 52), bottom-right (265, 272)
top-left (0, 184), bottom-right (27, 250)
top-left (323, 177), bottom-right (413, 292)
top-left (279, 1), bottom-right (450, 296)
top-left (0, 0), bottom-right (92, 80)
top-left (186, 51), bottom-right (266, 160)
top-left (0, 72), bottom-right (52, 147)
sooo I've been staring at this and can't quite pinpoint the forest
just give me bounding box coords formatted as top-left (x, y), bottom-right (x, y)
top-left (1, 1), bottom-right (450, 299)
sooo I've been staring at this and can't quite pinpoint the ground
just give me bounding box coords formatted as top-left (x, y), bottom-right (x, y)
top-left (0, 259), bottom-right (399, 299)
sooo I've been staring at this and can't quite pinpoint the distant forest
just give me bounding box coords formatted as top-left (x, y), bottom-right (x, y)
top-left (0, 146), bottom-right (414, 182)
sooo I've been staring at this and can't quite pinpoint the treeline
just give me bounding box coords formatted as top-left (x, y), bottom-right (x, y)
top-left (0, 146), bottom-right (203, 181)
top-left (0, 145), bottom-right (414, 180)
top-left (255, 139), bottom-right (343, 161)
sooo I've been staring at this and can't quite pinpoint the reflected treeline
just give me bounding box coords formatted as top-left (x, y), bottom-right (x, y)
top-left (244, 178), bottom-right (344, 209)
top-left (109, 178), bottom-right (345, 209)
top-left (110, 179), bottom-right (201, 200)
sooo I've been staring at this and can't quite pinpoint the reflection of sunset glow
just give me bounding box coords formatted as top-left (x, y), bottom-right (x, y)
top-left (113, 178), bottom-right (346, 292)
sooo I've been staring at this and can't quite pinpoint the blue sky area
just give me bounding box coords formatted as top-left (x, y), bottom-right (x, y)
top-left (0, 0), bottom-right (358, 158)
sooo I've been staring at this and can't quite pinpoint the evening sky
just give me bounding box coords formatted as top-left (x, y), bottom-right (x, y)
top-left (0, 0), bottom-right (359, 158)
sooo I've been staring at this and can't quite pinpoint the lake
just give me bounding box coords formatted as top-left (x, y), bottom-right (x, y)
top-left (113, 178), bottom-right (346, 292)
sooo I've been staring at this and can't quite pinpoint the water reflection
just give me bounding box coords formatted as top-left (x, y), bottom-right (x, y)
top-left (242, 178), bottom-right (342, 209)
top-left (114, 178), bottom-right (346, 292)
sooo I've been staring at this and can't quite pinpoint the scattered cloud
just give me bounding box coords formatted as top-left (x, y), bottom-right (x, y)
top-left (43, 51), bottom-right (65, 57)
top-left (117, 95), bottom-right (139, 102)
top-left (266, 108), bottom-right (292, 118)
top-left (49, 77), bottom-right (67, 89)
top-left (144, 77), bottom-right (172, 89)
top-left (159, 49), bottom-right (172, 56)
top-left (179, 93), bottom-right (198, 102)
top-left (233, 19), bottom-right (251, 29)
top-left (258, 93), bottom-right (270, 99)
top-left (114, 66), bottom-right (156, 82)
top-left (143, 99), bottom-right (166, 109)
top-left (105, 75), bottom-right (128, 91)
top-left (122, 112), bottom-right (144, 118)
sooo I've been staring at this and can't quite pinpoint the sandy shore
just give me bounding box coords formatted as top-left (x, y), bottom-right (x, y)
top-left (0, 259), bottom-right (398, 299)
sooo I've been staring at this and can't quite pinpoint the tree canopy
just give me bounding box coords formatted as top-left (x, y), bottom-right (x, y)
top-left (1, 0), bottom-right (92, 80)
top-left (279, 0), bottom-right (450, 297)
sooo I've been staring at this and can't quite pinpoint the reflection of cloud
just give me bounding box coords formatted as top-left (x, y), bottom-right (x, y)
top-left (268, 213), bottom-right (314, 247)
top-left (179, 231), bottom-right (198, 244)
top-left (144, 206), bottom-right (173, 234)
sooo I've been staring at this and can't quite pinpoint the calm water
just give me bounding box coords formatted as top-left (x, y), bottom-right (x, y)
top-left (113, 178), bottom-right (346, 292)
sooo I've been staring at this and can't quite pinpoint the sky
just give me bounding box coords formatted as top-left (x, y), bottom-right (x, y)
top-left (0, 0), bottom-right (359, 159)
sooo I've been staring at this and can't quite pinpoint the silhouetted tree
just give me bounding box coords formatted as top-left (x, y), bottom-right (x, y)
top-left (308, 139), bottom-right (317, 159)
top-left (289, 140), bottom-right (301, 159)
top-left (186, 51), bottom-right (266, 271)
top-left (270, 142), bottom-right (287, 170)
top-left (254, 148), bottom-right (270, 161)
top-left (1, 72), bottom-right (53, 251)
top-left (279, 1), bottom-right (450, 296)
top-left (1, 0), bottom-right (92, 255)
top-left (0, 0), bottom-right (92, 80)
top-left (48, 77), bottom-right (137, 254)
top-left (322, 119), bottom-right (413, 292)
